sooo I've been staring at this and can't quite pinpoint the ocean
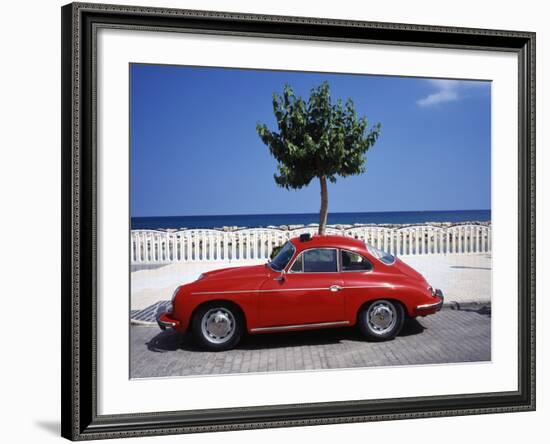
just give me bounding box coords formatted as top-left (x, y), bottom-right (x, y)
top-left (131, 210), bottom-right (491, 230)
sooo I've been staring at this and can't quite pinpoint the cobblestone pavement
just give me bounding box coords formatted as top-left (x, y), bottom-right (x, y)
top-left (130, 308), bottom-right (491, 378)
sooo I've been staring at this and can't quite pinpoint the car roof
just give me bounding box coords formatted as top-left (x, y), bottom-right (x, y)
top-left (289, 234), bottom-right (365, 251)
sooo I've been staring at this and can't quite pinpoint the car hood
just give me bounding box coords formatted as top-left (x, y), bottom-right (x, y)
top-left (200, 264), bottom-right (270, 281)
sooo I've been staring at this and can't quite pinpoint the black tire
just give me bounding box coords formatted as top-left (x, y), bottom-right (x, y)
top-left (191, 302), bottom-right (244, 351)
top-left (358, 299), bottom-right (405, 341)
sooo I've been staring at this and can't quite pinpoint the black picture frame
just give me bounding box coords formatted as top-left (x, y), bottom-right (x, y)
top-left (61, 2), bottom-right (536, 440)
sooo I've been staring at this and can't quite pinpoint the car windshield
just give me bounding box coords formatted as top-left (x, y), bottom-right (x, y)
top-left (269, 241), bottom-right (296, 272)
top-left (366, 244), bottom-right (396, 265)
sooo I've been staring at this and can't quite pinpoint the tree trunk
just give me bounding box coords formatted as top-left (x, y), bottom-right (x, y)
top-left (318, 176), bottom-right (328, 235)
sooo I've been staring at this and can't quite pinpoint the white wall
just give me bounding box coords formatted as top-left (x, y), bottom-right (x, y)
top-left (0, 0), bottom-right (546, 443)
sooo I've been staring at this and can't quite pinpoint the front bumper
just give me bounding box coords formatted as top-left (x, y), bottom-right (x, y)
top-left (157, 311), bottom-right (181, 331)
top-left (415, 289), bottom-right (444, 314)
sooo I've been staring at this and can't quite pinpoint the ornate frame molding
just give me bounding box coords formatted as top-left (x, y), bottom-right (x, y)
top-left (61, 2), bottom-right (535, 440)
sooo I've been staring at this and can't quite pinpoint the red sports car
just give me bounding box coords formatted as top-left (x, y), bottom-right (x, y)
top-left (157, 234), bottom-right (444, 351)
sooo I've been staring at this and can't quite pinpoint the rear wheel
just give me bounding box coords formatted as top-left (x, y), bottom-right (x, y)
top-left (192, 302), bottom-right (244, 351)
top-left (358, 299), bottom-right (404, 341)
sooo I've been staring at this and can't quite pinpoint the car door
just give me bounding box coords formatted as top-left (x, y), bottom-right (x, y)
top-left (258, 248), bottom-right (345, 328)
top-left (339, 249), bottom-right (380, 315)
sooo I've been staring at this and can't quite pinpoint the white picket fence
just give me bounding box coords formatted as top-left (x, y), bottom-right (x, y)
top-left (130, 224), bottom-right (491, 264)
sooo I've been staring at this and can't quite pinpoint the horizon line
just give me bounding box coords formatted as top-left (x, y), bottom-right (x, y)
top-left (132, 209), bottom-right (491, 219)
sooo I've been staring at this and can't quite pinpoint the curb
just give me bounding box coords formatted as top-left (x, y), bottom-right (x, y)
top-left (131, 318), bottom-right (158, 326)
top-left (441, 301), bottom-right (491, 311)
top-left (131, 300), bottom-right (171, 326)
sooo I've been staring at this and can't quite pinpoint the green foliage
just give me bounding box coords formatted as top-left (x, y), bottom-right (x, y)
top-left (256, 82), bottom-right (381, 190)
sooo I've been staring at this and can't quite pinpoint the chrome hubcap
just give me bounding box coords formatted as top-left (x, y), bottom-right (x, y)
top-left (366, 301), bottom-right (397, 334)
top-left (201, 308), bottom-right (235, 344)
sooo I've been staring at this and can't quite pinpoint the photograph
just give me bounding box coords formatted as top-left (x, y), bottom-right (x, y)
top-left (129, 64), bottom-right (492, 379)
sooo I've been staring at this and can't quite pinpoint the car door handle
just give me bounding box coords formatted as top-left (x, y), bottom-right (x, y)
top-left (329, 285), bottom-right (342, 292)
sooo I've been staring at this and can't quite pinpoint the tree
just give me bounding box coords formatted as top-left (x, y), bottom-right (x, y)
top-left (256, 81), bottom-right (381, 235)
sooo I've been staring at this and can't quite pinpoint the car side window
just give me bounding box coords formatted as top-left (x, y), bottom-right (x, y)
top-left (299, 248), bottom-right (338, 273)
top-left (290, 254), bottom-right (303, 272)
top-left (341, 250), bottom-right (373, 272)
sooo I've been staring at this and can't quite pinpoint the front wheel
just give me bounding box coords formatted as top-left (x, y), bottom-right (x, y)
top-left (192, 303), bottom-right (244, 351)
top-left (358, 299), bottom-right (405, 341)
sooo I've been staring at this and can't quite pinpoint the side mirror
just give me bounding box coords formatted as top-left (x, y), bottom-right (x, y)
top-left (273, 270), bottom-right (286, 282)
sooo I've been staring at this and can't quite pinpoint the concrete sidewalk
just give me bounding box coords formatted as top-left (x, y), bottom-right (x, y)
top-left (130, 254), bottom-right (491, 312)
top-left (399, 254), bottom-right (491, 308)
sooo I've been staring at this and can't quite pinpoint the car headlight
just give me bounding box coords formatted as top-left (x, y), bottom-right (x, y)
top-left (168, 285), bottom-right (182, 313)
top-left (171, 286), bottom-right (181, 303)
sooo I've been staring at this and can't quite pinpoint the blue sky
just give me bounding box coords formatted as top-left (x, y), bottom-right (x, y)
top-left (130, 64), bottom-right (491, 217)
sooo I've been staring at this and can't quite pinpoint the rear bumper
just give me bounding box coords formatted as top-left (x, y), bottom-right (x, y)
top-left (415, 289), bottom-right (444, 314)
top-left (157, 311), bottom-right (181, 331)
